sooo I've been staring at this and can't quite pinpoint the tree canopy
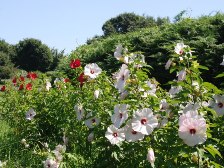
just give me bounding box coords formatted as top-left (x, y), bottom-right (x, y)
top-left (0, 39), bottom-right (15, 79)
top-left (102, 12), bottom-right (169, 36)
top-left (14, 38), bottom-right (53, 72)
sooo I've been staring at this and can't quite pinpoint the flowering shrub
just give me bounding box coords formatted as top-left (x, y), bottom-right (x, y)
top-left (0, 43), bottom-right (224, 167)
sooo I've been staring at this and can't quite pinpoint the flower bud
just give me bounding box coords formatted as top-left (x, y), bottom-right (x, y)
top-left (21, 139), bottom-right (26, 144)
top-left (147, 148), bottom-right (155, 167)
top-left (87, 132), bottom-right (94, 142)
top-left (94, 90), bottom-right (100, 99)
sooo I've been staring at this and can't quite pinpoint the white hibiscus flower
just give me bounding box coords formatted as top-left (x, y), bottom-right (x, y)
top-left (84, 113), bottom-right (100, 128)
top-left (46, 80), bottom-right (52, 91)
top-left (159, 99), bottom-right (170, 113)
top-left (165, 59), bottom-right (172, 70)
top-left (111, 104), bottom-right (129, 128)
top-left (84, 63), bottom-right (102, 79)
top-left (114, 45), bottom-right (129, 63)
top-left (74, 105), bottom-right (84, 121)
top-left (178, 116), bottom-right (207, 147)
top-left (26, 108), bottom-right (36, 120)
top-left (169, 86), bottom-right (182, 98)
top-left (178, 103), bottom-right (201, 125)
top-left (114, 44), bottom-right (123, 59)
top-left (132, 108), bottom-right (158, 135)
top-left (114, 64), bottom-right (130, 92)
top-left (105, 125), bottom-right (125, 145)
top-left (43, 158), bottom-right (59, 168)
top-left (175, 43), bottom-right (187, 55)
top-left (140, 80), bottom-right (157, 97)
top-left (177, 69), bottom-right (186, 81)
top-left (210, 95), bottom-right (224, 116)
top-left (124, 121), bottom-right (144, 142)
top-left (119, 90), bottom-right (129, 100)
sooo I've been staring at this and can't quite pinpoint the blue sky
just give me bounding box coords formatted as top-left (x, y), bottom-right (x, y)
top-left (0, 0), bottom-right (224, 54)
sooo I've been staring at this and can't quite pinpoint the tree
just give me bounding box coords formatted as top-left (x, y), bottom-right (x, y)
top-left (102, 12), bottom-right (157, 36)
top-left (0, 39), bottom-right (15, 79)
top-left (14, 38), bottom-right (53, 72)
top-left (50, 48), bottom-right (65, 70)
top-left (0, 52), bottom-right (14, 79)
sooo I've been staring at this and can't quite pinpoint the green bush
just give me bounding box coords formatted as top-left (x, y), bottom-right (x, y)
top-left (71, 13), bottom-right (224, 88)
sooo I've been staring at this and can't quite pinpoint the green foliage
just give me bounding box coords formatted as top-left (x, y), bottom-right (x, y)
top-left (13, 38), bottom-right (53, 72)
top-left (71, 13), bottom-right (224, 88)
top-left (102, 12), bottom-right (169, 36)
top-left (0, 39), bottom-right (16, 80)
top-left (1, 42), bottom-right (224, 167)
top-left (50, 48), bottom-right (65, 70)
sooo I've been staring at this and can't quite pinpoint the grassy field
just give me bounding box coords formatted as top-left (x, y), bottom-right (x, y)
top-left (0, 121), bottom-right (44, 167)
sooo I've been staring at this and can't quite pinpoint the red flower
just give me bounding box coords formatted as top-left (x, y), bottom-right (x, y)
top-left (70, 59), bottom-right (81, 69)
top-left (63, 78), bottom-right (70, 83)
top-left (19, 84), bottom-right (24, 90)
top-left (78, 73), bottom-right (86, 86)
top-left (12, 77), bottom-right (17, 85)
top-left (19, 76), bottom-right (25, 82)
top-left (0, 85), bottom-right (6, 91)
top-left (27, 72), bottom-right (37, 80)
top-left (26, 83), bottom-right (32, 90)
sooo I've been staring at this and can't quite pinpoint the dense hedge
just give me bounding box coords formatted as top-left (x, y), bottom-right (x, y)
top-left (69, 13), bottom-right (224, 88)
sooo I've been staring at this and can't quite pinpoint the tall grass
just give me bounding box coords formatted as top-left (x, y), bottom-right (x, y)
top-left (0, 121), bottom-right (44, 167)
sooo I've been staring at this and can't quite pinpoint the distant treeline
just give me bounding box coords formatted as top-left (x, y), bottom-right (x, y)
top-left (0, 38), bottom-right (65, 80)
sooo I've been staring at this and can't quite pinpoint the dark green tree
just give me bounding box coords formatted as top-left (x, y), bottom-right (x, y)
top-left (14, 38), bottom-right (53, 72)
top-left (50, 48), bottom-right (65, 70)
top-left (0, 39), bottom-right (15, 79)
top-left (102, 12), bottom-right (157, 36)
top-left (0, 52), bottom-right (14, 79)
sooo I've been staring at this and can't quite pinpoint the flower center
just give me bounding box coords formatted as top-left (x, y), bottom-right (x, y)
top-left (131, 130), bottom-right (137, 135)
top-left (113, 132), bottom-right (118, 137)
top-left (179, 50), bottom-right (184, 55)
top-left (141, 118), bottom-right (147, 125)
top-left (218, 102), bottom-right (223, 108)
top-left (90, 70), bottom-right (94, 74)
top-left (189, 128), bottom-right (196, 135)
top-left (119, 113), bottom-right (123, 118)
top-left (92, 119), bottom-right (96, 123)
top-left (121, 75), bottom-right (125, 80)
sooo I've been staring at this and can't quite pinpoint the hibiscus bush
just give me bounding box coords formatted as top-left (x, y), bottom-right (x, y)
top-left (0, 43), bottom-right (224, 167)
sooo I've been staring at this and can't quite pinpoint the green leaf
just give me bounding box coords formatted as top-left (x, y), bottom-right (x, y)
top-left (210, 161), bottom-right (223, 168)
top-left (202, 82), bottom-right (221, 93)
top-left (215, 73), bottom-right (224, 78)
top-left (198, 65), bottom-right (209, 70)
top-left (112, 152), bottom-right (120, 161)
top-left (204, 145), bottom-right (223, 159)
